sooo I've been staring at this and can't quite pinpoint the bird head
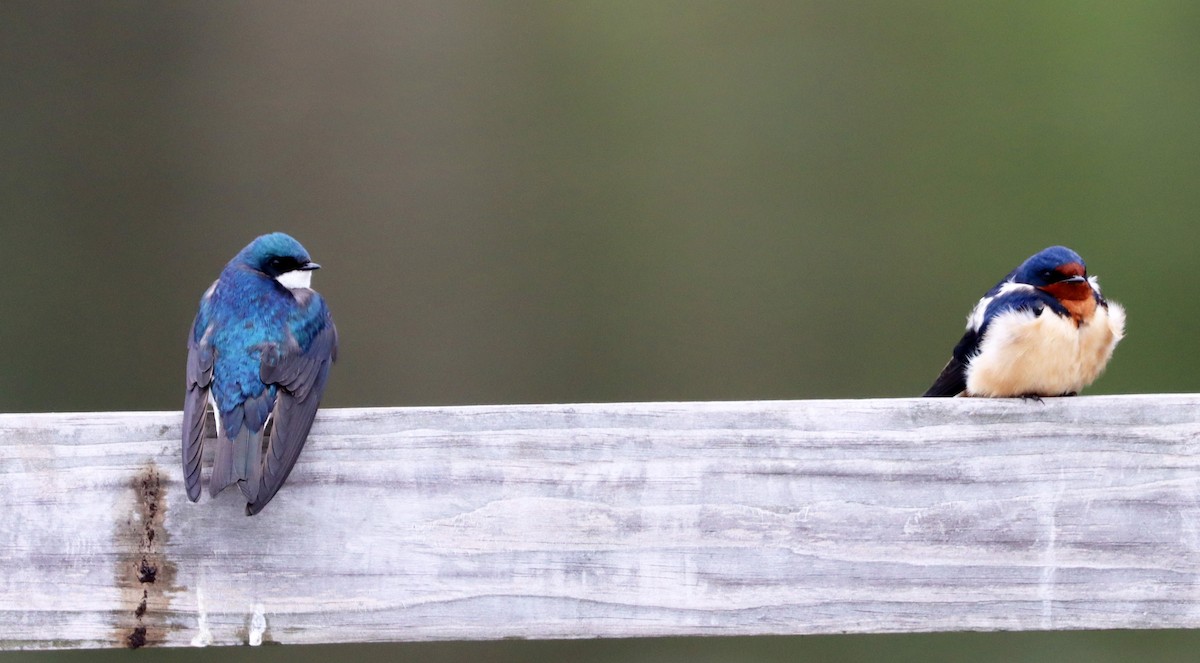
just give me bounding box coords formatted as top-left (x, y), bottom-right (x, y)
top-left (238, 232), bottom-right (321, 290)
top-left (1013, 246), bottom-right (1092, 302)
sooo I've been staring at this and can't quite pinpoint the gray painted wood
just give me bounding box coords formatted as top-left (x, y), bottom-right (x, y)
top-left (2, 395), bottom-right (1200, 649)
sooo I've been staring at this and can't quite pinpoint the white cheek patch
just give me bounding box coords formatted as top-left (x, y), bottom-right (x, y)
top-left (276, 269), bottom-right (313, 290)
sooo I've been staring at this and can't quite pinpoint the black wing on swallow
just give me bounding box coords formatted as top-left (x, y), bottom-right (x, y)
top-left (923, 327), bottom-right (978, 397)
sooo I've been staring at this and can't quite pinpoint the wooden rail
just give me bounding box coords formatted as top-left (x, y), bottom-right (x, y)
top-left (2, 395), bottom-right (1199, 649)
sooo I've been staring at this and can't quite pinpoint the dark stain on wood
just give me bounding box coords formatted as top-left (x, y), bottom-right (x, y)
top-left (126, 626), bottom-right (147, 649)
top-left (115, 464), bottom-right (176, 648)
top-left (137, 557), bottom-right (158, 583)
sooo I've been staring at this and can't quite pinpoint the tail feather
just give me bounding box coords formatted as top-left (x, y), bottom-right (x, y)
top-left (209, 426), bottom-right (265, 500)
top-left (209, 430), bottom-right (237, 497)
top-left (233, 427), bottom-right (264, 503)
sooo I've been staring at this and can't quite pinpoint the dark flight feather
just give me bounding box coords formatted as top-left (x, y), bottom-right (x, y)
top-left (247, 318), bottom-right (338, 515)
top-left (209, 430), bottom-right (235, 497)
top-left (232, 426), bottom-right (264, 502)
top-left (182, 317), bottom-right (215, 502)
top-left (922, 328), bottom-right (976, 397)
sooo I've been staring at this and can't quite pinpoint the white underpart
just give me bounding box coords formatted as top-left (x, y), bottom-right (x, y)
top-left (275, 269), bottom-right (312, 290)
top-left (966, 299), bottom-right (1126, 397)
top-left (207, 391), bottom-right (221, 436)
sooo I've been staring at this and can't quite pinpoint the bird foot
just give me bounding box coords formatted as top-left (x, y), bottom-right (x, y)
top-left (1018, 394), bottom-right (1045, 403)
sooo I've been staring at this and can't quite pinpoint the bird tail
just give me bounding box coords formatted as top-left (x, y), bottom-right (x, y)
top-left (209, 429), bottom-right (236, 498)
top-left (209, 426), bottom-right (264, 502)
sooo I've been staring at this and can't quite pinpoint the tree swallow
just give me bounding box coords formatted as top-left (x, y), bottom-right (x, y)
top-left (924, 246), bottom-right (1125, 398)
top-left (182, 232), bottom-right (338, 515)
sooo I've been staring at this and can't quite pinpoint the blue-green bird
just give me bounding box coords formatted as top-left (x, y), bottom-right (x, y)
top-left (183, 233), bottom-right (338, 515)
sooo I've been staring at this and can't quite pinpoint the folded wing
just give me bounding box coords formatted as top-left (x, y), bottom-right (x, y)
top-left (923, 328), bottom-right (976, 397)
top-left (182, 316), bottom-right (215, 502)
top-left (248, 309), bottom-right (337, 515)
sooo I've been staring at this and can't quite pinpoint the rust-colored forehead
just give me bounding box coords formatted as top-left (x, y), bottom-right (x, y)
top-left (1058, 261), bottom-right (1085, 277)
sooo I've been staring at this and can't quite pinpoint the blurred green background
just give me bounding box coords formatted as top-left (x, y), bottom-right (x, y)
top-left (3, 0), bottom-right (1198, 660)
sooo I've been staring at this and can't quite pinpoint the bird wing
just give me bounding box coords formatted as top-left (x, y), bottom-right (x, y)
top-left (248, 298), bottom-right (337, 515)
top-left (923, 328), bottom-right (977, 397)
top-left (923, 287), bottom-right (1059, 397)
top-left (182, 285), bottom-right (217, 502)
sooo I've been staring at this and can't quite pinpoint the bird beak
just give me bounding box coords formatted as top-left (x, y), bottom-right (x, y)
top-left (300, 262), bottom-right (321, 271)
top-left (1062, 275), bottom-right (1086, 284)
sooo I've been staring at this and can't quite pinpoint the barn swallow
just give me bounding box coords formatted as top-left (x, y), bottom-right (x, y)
top-left (182, 232), bottom-right (338, 514)
top-left (924, 246), bottom-right (1124, 398)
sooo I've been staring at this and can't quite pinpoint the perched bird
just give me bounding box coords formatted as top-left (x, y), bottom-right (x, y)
top-left (924, 246), bottom-right (1124, 398)
top-left (182, 233), bottom-right (338, 514)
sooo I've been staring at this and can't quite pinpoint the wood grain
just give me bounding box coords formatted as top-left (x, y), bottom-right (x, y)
top-left (2, 395), bottom-right (1200, 649)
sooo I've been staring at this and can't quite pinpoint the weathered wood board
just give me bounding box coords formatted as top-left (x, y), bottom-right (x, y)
top-left (2, 395), bottom-right (1200, 649)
